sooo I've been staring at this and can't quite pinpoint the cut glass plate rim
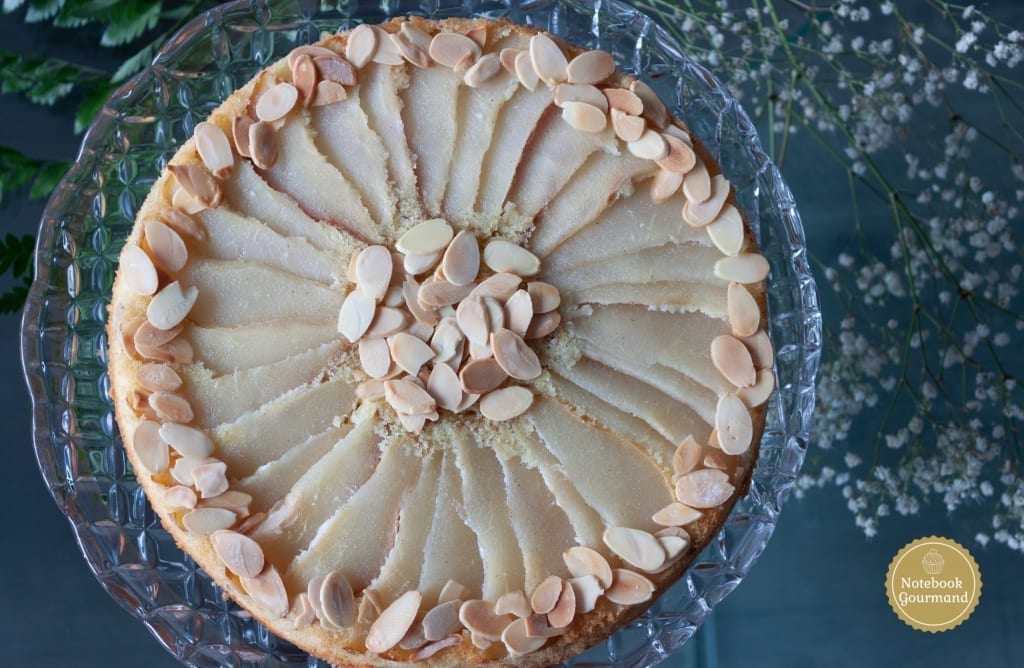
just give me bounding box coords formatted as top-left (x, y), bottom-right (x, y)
top-left (21, 0), bottom-right (822, 665)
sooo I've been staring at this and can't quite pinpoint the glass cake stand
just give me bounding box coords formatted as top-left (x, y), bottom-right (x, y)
top-left (21, 0), bottom-right (822, 665)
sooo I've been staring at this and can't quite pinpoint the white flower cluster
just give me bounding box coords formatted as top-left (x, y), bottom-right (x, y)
top-left (637, 0), bottom-right (1024, 552)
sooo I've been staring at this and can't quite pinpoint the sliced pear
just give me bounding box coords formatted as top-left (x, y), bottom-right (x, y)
top-left (358, 64), bottom-right (420, 216)
top-left (235, 424), bottom-right (350, 503)
top-left (544, 243), bottom-right (719, 294)
top-left (184, 340), bottom-right (342, 428)
top-left (418, 452), bottom-right (484, 603)
top-left (451, 431), bottom-right (525, 601)
top-left (310, 89), bottom-right (396, 225)
top-left (563, 281), bottom-right (728, 318)
top-left (182, 259), bottom-right (343, 328)
top-left (183, 320), bottom-right (338, 375)
top-left (212, 374), bottom-right (357, 476)
top-left (400, 65), bottom-right (461, 216)
top-left (527, 398), bottom-right (673, 532)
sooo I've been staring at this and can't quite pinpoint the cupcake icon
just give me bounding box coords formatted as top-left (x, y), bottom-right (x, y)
top-left (921, 548), bottom-right (945, 575)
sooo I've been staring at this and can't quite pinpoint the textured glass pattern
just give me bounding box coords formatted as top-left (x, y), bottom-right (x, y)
top-left (21, 0), bottom-right (822, 665)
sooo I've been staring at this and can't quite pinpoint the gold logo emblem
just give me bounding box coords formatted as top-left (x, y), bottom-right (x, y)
top-left (886, 537), bottom-right (981, 632)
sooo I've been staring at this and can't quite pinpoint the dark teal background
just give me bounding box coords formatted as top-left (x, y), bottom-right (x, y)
top-left (3, 4), bottom-right (1023, 666)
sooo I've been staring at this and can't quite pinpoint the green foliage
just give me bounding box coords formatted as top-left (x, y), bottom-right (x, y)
top-left (0, 50), bottom-right (104, 105)
top-left (0, 147), bottom-right (70, 206)
top-left (0, 234), bottom-right (35, 314)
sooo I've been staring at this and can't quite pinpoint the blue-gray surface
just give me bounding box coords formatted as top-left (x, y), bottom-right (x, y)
top-left (3, 6), bottom-right (1023, 668)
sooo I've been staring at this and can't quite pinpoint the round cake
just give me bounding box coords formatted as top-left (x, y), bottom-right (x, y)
top-left (106, 16), bottom-right (775, 666)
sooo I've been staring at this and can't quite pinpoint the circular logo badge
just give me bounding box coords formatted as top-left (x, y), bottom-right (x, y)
top-left (886, 536), bottom-right (981, 632)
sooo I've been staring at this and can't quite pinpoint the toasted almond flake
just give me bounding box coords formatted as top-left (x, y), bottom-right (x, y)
top-left (133, 421), bottom-right (169, 474)
top-left (483, 240), bottom-right (540, 276)
top-left (398, 624), bottom-right (428, 651)
top-left (159, 422), bottom-right (213, 458)
top-left (210, 530), bottom-right (264, 577)
top-left (399, 276), bottom-right (439, 327)
top-left (404, 251), bottom-right (442, 276)
top-left (437, 580), bottom-right (468, 605)
top-left (682, 159), bottom-right (711, 203)
top-left (355, 245), bottom-right (392, 301)
top-left (310, 79), bottom-right (348, 106)
top-left (388, 332), bottom-right (435, 376)
top-left (605, 88), bottom-right (644, 115)
top-left (441, 230), bottom-right (480, 286)
top-left (566, 49), bottom-right (615, 85)
top-left (547, 580), bottom-right (576, 628)
top-left (470, 272), bottom-right (521, 301)
top-left (292, 593), bottom-right (316, 628)
top-left (469, 340), bottom-right (492, 360)
top-left (611, 108), bottom-right (646, 142)
top-left (738, 368), bottom-right (775, 407)
top-left (491, 328), bottom-right (541, 380)
top-left (430, 31), bottom-right (481, 68)
top-left (656, 133), bottom-right (697, 174)
top-left (479, 386), bottom-right (533, 421)
top-left (418, 279), bottom-right (473, 309)
top-left (530, 575), bottom-right (562, 615)
top-left (499, 47), bottom-right (520, 73)
top-left (356, 379), bottom-right (386, 401)
top-left (675, 468), bottom-right (735, 508)
top-left (523, 613), bottom-right (565, 638)
top-left (248, 120), bottom-right (278, 169)
top-left (337, 289), bottom-right (375, 342)
top-left (366, 591), bottom-right (422, 653)
top-left (121, 245), bottom-right (158, 296)
top-left (306, 575), bottom-right (326, 622)
top-left (651, 168), bottom-right (684, 204)
top-left (346, 24), bottom-right (376, 68)
top-left (727, 282), bottom-right (760, 337)
top-left (553, 83), bottom-right (608, 111)
top-left (683, 174), bottom-right (730, 227)
top-left (136, 337), bottom-right (193, 364)
top-left (426, 363), bottom-right (462, 411)
top-left (134, 321), bottom-right (182, 349)
top-left (421, 599), bottom-right (461, 641)
top-left (704, 449), bottom-right (737, 470)
top-left (707, 204), bottom-right (745, 255)
top-left (495, 591), bottom-right (531, 618)
top-left (320, 570), bottom-right (355, 629)
top-left (168, 164), bottom-right (221, 208)
top-left (384, 379), bottom-right (436, 416)
top-left (232, 115), bottom-right (254, 158)
top-left (194, 121), bottom-right (233, 178)
top-left (383, 284), bottom-right (405, 308)
top-left (673, 435), bottom-right (703, 475)
top-left (504, 290), bottom-right (534, 337)
top-left (198, 489), bottom-right (252, 515)
top-left (313, 55), bottom-right (357, 85)
top-left (291, 54), bottom-right (316, 102)
top-left (630, 80), bottom-right (669, 129)
top-left (241, 566), bottom-right (289, 618)
top-left (603, 527), bottom-right (666, 572)
top-left (390, 29), bottom-right (430, 68)
top-left (136, 363), bottom-right (182, 392)
top-left (742, 330), bottom-right (774, 370)
top-left (657, 534), bottom-right (689, 567)
top-left (287, 44), bottom-right (338, 70)
top-left (397, 219), bottom-right (453, 256)
top-left (255, 82), bottom-right (298, 122)
top-left (652, 501), bottom-right (703, 526)
top-left (455, 295), bottom-right (489, 345)
top-left (363, 307), bottom-right (408, 339)
top-left (483, 297), bottom-right (505, 332)
top-left (147, 281), bottom-right (198, 330)
top-left (569, 575), bottom-right (602, 614)
top-left (716, 393), bottom-right (754, 454)
top-left (459, 600), bottom-right (513, 641)
top-left (628, 129), bottom-right (669, 160)
top-left (502, 617), bottom-right (546, 656)
top-left (359, 338), bottom-right (392, 379)
top-left (409, 319), bottom-right (435, 340)
top-left (711, 334), bottom-right (757, 388)
top-left (454, 392), bottom-right (480, 413)
top-left (459, 358), bottom-right (506, 394)
top-left (466, 24), bottom-right (487, 47)
top-left (430, 317), bottom-right (464, 363)
top-left (163, 208), bottom-right (206, 241)
top-left (524, 310), bottom-right (561, 339)
top-left (164, 485), bottom-right (197, 509)
top-left (561, 101), bottom-right (607, 133)
top-left (190, 475), bottom-right (236, 506)
top-left (182, 506), bottom-right (236, 535)
top-left (169, 456), bottom-right (212, 486)
top-left (514, 50), bottom-right (540, 90)
top-left (150, 392), bottom-right (194, 424)
top-left (464, 53), bottom-right (501, 87)
top-left (369, 26), bottom-right (404, 65)
top-left (604, 569), bottom-right (655, 605)
top-left (530, 33), bottom-right (568, 85)
top-left (412, 635), bottom-right (461, 661)
top-left (170, 186), bottom-right (205, 214)
top-left (563, 546), bottom-right (613, 588)
top-left (714, 253), bottom-right (770, 284)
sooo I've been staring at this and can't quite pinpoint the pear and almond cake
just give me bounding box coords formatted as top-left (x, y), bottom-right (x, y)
top-left (106, 16), bottom-right (775, 666)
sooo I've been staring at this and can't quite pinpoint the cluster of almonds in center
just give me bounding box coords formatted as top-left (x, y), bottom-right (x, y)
top-left (336, 218), bottom-right (561, 432)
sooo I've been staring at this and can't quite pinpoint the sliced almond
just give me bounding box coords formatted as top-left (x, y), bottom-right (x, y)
top-left (194, 121), bottom-right (233, 178)
top-left (404, 250), bottom-right (442, 276)
top-left (198, 489), bottom-right (251, 515)
top-left (402, 276), bottom-right (440, 327)
top-left (412, 635), bottom-right (461, 661)
top-left (459, 599), bottom-right (513, 641)
top-left (470, 272), bottom-right (521, 301)
top-left (371, 26), bottom-right (405, 65)
top-left (292, 593), bottom-right (316, 628)
top-left (713, 253), bottom-right (770, 284)
top-left (132, 421), bottom-right (169, 474)
top-left (121, 245), bottom-right (158, 296)
top-left (255, 82), bottom-right (298, 122)
top-left (630, 80), bottom-right (669, 129)
top-left (673, 435), bottom-right (703, 475)
top-left (715, 393), bottom-right (754, 454)
top-left (163, 485), bottom-right (197, 509)
top-left (483, 297), bottom-right (505, 333)
top-left (494, 591), bottom-right (531, 618)
top-left (149, 392), bottom-right (194, 424)
top-left (337, 289), bottom-right (376, 342)
top-left (181, 507), bottom-right (235, 535)
top-left (158, 422), bottom-right (213, 458)
top-left (291, 53), bottom-right (317, 102)
top-left (561, 101), bottom-right (607, 133)
top-left (419, 279), bottom-right (473, 309)
top-left (192, 462), bottom-right (228, 498)
top-left (232, 115), bottom-right (254, 158)
top-left (287, 44), bottom-right (338, 70)
top-left (727, 281), bottom-right (760, 337)
top-left (459, 358), bottom-right (507, 394)
top-left (491, 328), bottom-right (541, 381)
top-left (653, 502), bottom-right (703, 526)
top-left (397, 219), bottom-right (453, 256)
top-left (136, 337), bottom-right (193, 364)
top-left (523, 613), bottom-right (565, 638)
top-left (738, 368), bottom-right (775, 407)
top-left (366, 591), bottom-right (422, 653)
top-left (604, 88), bottom-right (643, 115)
top-left (345, 24), bottom-right (376, 68)
top-left (359, 337), bottom-right (392, 378)
top-left (456, 296), bottom-right (489, 345)
top-left (248, 120), bottom-right (278, 169)
top-left (313, 55), bottom-right (357, 85)
top-left (357, 378), bottom-right (386, 401)
top-left (355, 245), bottom-right (392, 301)
top-left (742, 330), bottom-right (774, 369)
top-left (627, 129), bottom-right (669, 160)
top-left (683, 174), bottom-right (730, 227)
top-left (241, 566), bottom-right (289, 618)
top-left (711, 334), bottom-right (757, 388)
top-left (530, 575), bottom-right (563, 615)
top-left (547, 580), bottom-right (576, 628)
top-left (479, 386), bottom-right (533, 421)
top-left (388, 332), bottom-right (435, 376)
top-left (563, 546), bottom-right (613, 588)
top-left (147, 281), bottom-right (198, 331)
top-left (524, 311), bottom-right (560, 339)
top-left (675, 468), bottom-right (736, 508)
top-left (441, 229), bottom-right (480, 286)
top-left (163, 208), bottom-right (206, 241)
top-left (168, 164), bottom-right (221, 208)
top-left (611, 107), bottom-right (646, 142)
top-left (499, 47), bottom-right (520, 74)
top-left (483, 240), bottom-right (539, 276)
top-left (651, 168), bottom-right (684, 203)
top-left (603, 527), bottom-right (666, 572)
top-left (134, 321), bottom-right (182, 349)
top-left (569, 575), bottom-right (602, 614)
top-left (466, 25), bottom-right (488, 47)
top-left (514, 50), bottom-right (540, 90)
top-left (426, 363), bottom-right (462, 411)
top-left (422, 599), bottom-right (461, 641)
top-left (170, 456), bottom-right (213, 487)
top-left (553, 83), bottom-right (608, 111)
top-left (136, 363), bottom-right (182, 392)
top-left (682, 159), bottom-right (711, 202)
top-left (504, 289), bottom-right (533, 337)
top-left (604, 569), bottom-right (655, 605)
top-left (437, 580), bottom-right (468, 605)
top-left (384, 379), bottom-right (436, 416)
top-left (430, 31), bottom-right (481, 68)
top-left (321, 570), bottom-right (355, 629)
top-left (502, 617), bottom-right (546, 656)
top-left (529, 33), bottom-right (568, 85)
top-left (311, 80), bottom-right (348, 106)
top-left (364, 306), bottom-right (409, 339)
top-left (656, 133), bottom-right (697, 174)
top-left (430, 317), bottom-right (464, 364)
top-left (707, 204), bottom-right (745, 256)
top-left (566, 50), bottom-right (615, 85)
top-left (211, 530), bottom-right (264, 578)
top-left (464, 52), bottom-right (501, 87)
